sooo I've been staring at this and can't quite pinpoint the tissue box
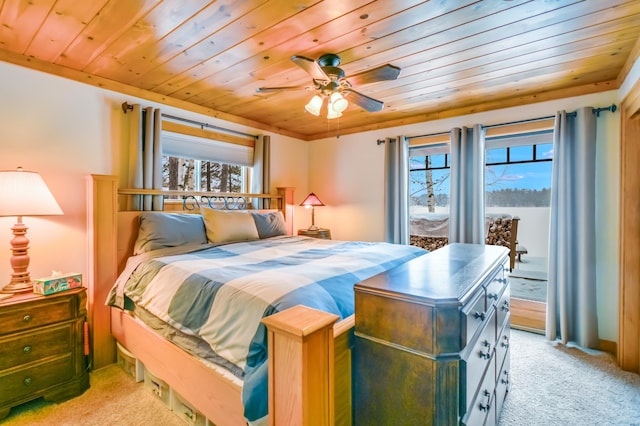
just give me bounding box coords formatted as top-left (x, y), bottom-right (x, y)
top-left (33, 273), bottom-right (83, 295)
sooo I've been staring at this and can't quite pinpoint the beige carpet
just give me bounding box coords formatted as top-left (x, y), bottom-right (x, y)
top-left (1, 364), bottom-right (184, 426)
top-left (3, 330), bottom-right (640, 425)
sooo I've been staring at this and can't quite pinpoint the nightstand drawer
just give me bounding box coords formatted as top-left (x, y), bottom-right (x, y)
top-left (0, 354), bottom-right (74, 402)
top-left (0, 323), bottom-right (73, 370)
top-left (0, 298), bottom-right (75, 335)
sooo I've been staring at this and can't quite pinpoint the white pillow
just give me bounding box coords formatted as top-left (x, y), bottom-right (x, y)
top-left (201, 208), bottom-right (259, 244)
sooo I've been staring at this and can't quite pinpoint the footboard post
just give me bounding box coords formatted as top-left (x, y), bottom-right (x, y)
top-left (262, 305), bottom-right (340, 426)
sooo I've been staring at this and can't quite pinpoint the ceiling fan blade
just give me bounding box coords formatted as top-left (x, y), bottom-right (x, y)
top-left (348, 64), bottom-right (401, 85)
top-left (291, 55), bottom-right (330, 82)
top-left (256, 85), bottom-right (313, 93)
top-left (344, 89), bottom-right (384, 112)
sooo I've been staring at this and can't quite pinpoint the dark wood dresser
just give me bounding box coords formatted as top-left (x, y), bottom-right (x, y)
top-left (354, 243), bottom-right (511, 425)
top-left (0, 288), bottom-right (89, 419)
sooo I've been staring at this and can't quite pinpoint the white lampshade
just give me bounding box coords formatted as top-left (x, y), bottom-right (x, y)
top-left (305, 95), bottom-right (323, 116)
top-left (327, 106), bottom-right (342, 119)
top-left (0, 168), bottom-right (63, 217)
top-left (330, 92), bottom-right (348, 113)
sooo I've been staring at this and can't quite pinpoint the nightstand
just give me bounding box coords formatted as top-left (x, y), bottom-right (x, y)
top-left (0, 287), bottom-right (90, 419)
top-left (298, 228), bottom-right (332, 240)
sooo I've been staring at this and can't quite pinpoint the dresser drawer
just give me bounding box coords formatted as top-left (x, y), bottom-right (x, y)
top-left (0, 323), bottom-right (74, 370)
top-left (462, 290), bottom-right (487, 344)
top-left (462, 307), bottom-right (496, 411)
top-left (462, 354), bottom-right (496, 426)
top-left (495, 351), bottom-right (510, 424)
top-left (486, 270), bottom-right (507, 309)
top-left (496, 285), bottom-right (511, 330)
top-left (0, 354), bottom-right (74, 402)
top-left (0, 298), bottom-right (75, 335)
top-left (496, 317), bottom-right (510, 370)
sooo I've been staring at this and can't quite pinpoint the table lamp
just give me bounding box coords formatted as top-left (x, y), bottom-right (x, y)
top-left (0, 167), bottom-right (63, 294)
top-left (300, 192), bottom-right (324, 231)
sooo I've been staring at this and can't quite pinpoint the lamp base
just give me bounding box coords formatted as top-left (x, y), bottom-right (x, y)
top-left (1, 280), bottom-right (33, 294)
top-left (308, 225), bottom-right (319, 231)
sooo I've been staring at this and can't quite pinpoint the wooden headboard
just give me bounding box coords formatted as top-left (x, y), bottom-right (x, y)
top-left (86, 174), bottom-right (295, 369)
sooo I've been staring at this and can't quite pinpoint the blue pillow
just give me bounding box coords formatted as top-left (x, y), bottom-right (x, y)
top-left (250, 211), bottom-right (287, 239)
top-left (133, 212), bottom-right (208, 254)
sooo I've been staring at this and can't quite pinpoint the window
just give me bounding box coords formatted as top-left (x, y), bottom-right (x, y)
top-left (160, 127), bottom-right (252, 195)
top-left (485, 130), bottom-right (553, 207)
top-left (409, 143), bottom-right (451, 216)
top-left (162, 157), bottom-right (244, 193)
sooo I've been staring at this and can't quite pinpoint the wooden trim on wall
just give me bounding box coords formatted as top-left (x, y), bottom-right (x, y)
top-left (618, 94), bottom-right (640, 373)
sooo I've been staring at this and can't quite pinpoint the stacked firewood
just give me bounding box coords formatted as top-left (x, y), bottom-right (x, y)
top-left (485, 217), bottom-right (513, 249)
top-left (409, 235), bottom-right (448, 252)
top-left (410, 216), bottom-right (514, 252)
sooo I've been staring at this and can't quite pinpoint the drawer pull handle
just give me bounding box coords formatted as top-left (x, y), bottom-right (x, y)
top-left (501, 341), bottom-right (509, 349)
top-left (501, 301), bottom-right (510, 312)
top-left (473, 311), bottom-right (486, 321)
top-left (501, 371), bottom-right (510, 385)
top-left (479, 342), bottom-right (491, 359)
top-left (23, 345), bottom-right (32, 354)
top-left (23, 377), bottom-right (32, 386)
top-left (478, 390), bottom-right (491, 412)
top-left (22, 314), bottom-right (32, 323)
top-left (487, 293), bottom-right (498, 300)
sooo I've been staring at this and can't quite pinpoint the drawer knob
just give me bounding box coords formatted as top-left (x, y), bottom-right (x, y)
top-left (479, 350), bottom-right (491, 360)
top-left (501, 335), bottom-right (510, 349)
top-left (22, 314), bottom-right (33, 323)
top-left (23, 345), bottom-right (32, 354)
top-left (501, 370), bottom-right (510, 385)
top-left (501, 301), bottom-right (510, 312)
top-left (23, 377), bottom-right (32, 386)
top-left (478, 389), bottom-right (491, 412)
top-left (473, 311), bottom-right (486, 321)
top-left (479, 341), bottom-right (492, 359)
top-left (487, 293), bottom-right (498, 300)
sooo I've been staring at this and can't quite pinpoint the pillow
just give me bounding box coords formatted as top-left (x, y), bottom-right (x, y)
top-left (251, 211), bottom-right (287, 239)
top-left (133, 212), bottom-right (208, 255)
top-left (201, 208), bottom-right (259, 244)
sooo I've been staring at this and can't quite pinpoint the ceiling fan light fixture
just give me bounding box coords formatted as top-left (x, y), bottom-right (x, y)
top-left (330, 92), bottom-right (348, 113)
top-left (305, 95), bottom-right (323, 116)
top-left (327, 106), bottom-right (342, 119)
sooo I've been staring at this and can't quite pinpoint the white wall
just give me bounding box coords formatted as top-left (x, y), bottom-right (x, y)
top-left (0, 60), bottom-right (310, 290)
top-left (308, 90), bottom-right (620, 342)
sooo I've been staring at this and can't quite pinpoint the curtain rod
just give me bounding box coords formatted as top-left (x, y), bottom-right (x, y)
top-left (396, 104), bottom-right (619, 143)
top-left (121, 102), bottom-right (258, 139)
top-left (483, 103), bottom-right (617, 129)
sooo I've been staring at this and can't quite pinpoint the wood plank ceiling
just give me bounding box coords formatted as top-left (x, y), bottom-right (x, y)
top-left (0, 0), bottom-right (639, 141)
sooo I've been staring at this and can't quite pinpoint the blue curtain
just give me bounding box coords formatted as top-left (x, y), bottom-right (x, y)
top-left (128, 105), bottom-right (163, 211)
top-left (384, 136), bottom-right (409, 244)
top-left (546, 108), bottom-right (599, 348)
top-left (449, 125), bottom-right (485, 244)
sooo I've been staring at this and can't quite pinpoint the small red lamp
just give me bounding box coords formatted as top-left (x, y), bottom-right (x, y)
top-left (300, 192), bottom-right (324, 231)
top-left (0, 167), bottom-right (63, 294)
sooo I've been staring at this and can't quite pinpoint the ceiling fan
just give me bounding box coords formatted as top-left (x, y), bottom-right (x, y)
top-left (256, 53), bottom-right (401, 118)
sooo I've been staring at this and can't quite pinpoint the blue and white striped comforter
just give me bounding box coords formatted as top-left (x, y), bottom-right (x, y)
top-left (107, 235), bottom-right (427, 422)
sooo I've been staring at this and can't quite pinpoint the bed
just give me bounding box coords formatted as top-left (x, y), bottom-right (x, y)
top-left (86, 175), bottom-right (427, 426)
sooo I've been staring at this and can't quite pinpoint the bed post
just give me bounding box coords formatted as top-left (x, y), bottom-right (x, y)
top-left (276, 186), bottom-right (295, 235)
top-left (262, 305), bottom-right (340, 426)
top-left (86, 174), bottom-right (118, 369)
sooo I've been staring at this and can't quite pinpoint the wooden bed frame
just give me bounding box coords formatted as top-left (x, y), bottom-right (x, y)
top-left (86, 175), bottom-right (354, 426)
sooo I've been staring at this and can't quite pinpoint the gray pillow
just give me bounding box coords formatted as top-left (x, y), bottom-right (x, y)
top-left (250, 211), bottom-right (287, 239)
top-left (133, 212), bottom-right (208, 255)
